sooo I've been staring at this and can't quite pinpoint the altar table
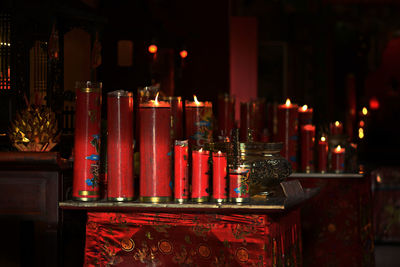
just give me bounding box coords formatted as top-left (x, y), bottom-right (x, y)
top-left (60, 188), bottom-right (317, 267)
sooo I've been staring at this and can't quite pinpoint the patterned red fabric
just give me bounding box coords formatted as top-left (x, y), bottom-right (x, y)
top-left (288, 176), bottom-right (374, 267)
top-left (84, 209), bottom-right (302, 267)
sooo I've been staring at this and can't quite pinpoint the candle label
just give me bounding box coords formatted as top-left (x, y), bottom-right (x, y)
top-left (229, 168), bottom-right (250, 202)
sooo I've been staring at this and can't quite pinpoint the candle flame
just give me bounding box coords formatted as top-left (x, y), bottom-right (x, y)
top-left (376, 174), bottom-right (382, 183)
top-left (301, 105), bottom-right (308, 111)
top-left (193, 95), bottom-right (200, 105)
top-left (285, 98), bottom-right (291, 107)
top-left (362, 107), bottom-right (368, 115)
top-left (199, 148), bottom-right (203, 152)
top-left (218, 151), bottom-right (222, 155)
top-left (155, 92), bottom-right (159, 104)
top-left (335, 145), bottom-right (342, 152)
top-left (359, 128), bottom-right (364, 139)
top-left (321, 136), bottom-right (326, 142)
top-left (335, 121), bottom-right (340, 127)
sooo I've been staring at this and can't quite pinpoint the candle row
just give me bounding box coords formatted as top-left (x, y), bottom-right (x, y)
top-left (174, 141), bottom-right (250, 203)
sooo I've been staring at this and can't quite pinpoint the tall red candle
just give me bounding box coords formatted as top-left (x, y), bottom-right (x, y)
top-left (217, 94), bottom-right (235, 140)
top-left (300, 124), bottom-right (315, 173)
top-left (331, 145), bottom-right (345, 173)
top-left (164, 96), bottom-right (183, 141)
top-left (191, 148), bottom-right (210, 202)
top-left (139, 94), bottom-right (172, 203)
top-left (330, 121), bottom-right (343, 136)
top-left (174, 140), bottom-right (189, 203)
top-left (212, 151), bottom-right (227, 203)
top-left (317, 136), bottom-right (328, 173)
top-left (107, 90), bottom-right (134, 201)
top-left (277, 99), bottom-right (299, 171)
top-left (73, 82), bottom-right (102, 201)
top-left (298, 105), bottom-right (313, 127)
top-left (229, 167), bottom-right (250, 203)
top-left (185, 96), bottom-right (213, 147)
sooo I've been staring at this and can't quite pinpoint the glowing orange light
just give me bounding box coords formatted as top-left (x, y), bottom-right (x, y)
top-left (335, 121), bottom-right (340, 127)
top-left (359, 120), bottom-right (365, 127)
top-left (217, 151), bottom-right (222, 155)
top-left (155, 92), bottom-right (159, 104)
top-left (148, 44), bottom-right (158, 54)
top-left (285, 98), bottom-right (291, 107)
top-left (335, 145), bottom-right (342, 152)
top-left (359, 128), bottom-right (364, 139)
top-left (301, 105), bottom-right (308, 111)
top-left (199, 148), bottom-right (203, 152)
top-left (369, 98), bottom-right (380, 110)
top-left (193, 95), bottom-right (200, 105)
top-left (180, 50), bottom-right (188, 58)
top-left (321, 136), bottom-right (326, 142)
top-left (376, 175), bottom-right (382, 183)
top-left (362, 107), bottom-right (368, 116)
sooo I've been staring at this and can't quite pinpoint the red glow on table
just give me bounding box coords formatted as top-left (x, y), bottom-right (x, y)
top-left (212, 151), bottom-right (227, 203)
top-left (148, 44), bottom-right (158, 54)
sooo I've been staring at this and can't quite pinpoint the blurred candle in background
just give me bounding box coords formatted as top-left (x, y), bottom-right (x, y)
top-left (331, 145), bottom-right (345, 173)
top-left (317, 136), bottom-right (328, 173)
top-left (300, 124), bottom-right (315, 173)
top-left (139, 93), bottom-right (172, 203)
top-left (107, 90), bottom-right (134, 201)
top-left (217, 93), bottom-right (235, 140)
top-left (212, 151), bottom-right (227, 203)
top-left (73, 81), bottom-right (102, 201)
top-left (277, 98), bottom-right (299, 171)
top-left (191, 148), bottom-right (210, 203)
top-left (330, 121), bottom-right (343, 136)
top-left (185, 95), bottom-right (213, 147)
top-left (174, 140), bottom-right (189, 203)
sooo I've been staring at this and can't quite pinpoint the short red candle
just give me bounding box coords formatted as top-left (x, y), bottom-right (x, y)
top-left (139, 96), bottom-right (172, 203)
top-left (317, 136), bottom-right (328, 173)
top-left (185, 96), bottom-right (213, 147)
top-left (330, 121), bottom-right (343, 135)
top-left (298, 105), bottom-right (313, 127)
top-left (191, 148), bottom-right (210, 202)
top-left (300, 124), bottom-right (315, 173)
top-left (277, 99), bottom-right (299, 171)
top-left (174, 140), bottom-right (189, 203)
top-left (229, 167), bottom-right (250, 203)
top-left (212, 151), bottom-right (227, 203)
top-left (165, 96), bottom-right (183, 141)
top-left (331, 145), bottom-right (345, 173)
top-left (107, 90), bottom-right (134, 201)
top-left (73, 81), bottom-right (102, 201)
top-left (217, 94), bottom-right (235, 139)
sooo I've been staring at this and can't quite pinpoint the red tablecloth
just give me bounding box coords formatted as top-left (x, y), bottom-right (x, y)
top-left (84, 209), bottom-right (302, 267)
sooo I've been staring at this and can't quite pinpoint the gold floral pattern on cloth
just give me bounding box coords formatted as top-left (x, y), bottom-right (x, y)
top-left (84, 211), bottom-right (302, 266)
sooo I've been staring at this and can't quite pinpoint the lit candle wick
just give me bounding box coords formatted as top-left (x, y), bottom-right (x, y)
top-left (335, 121), bottom-right (340, 127)
top-left (193, 95), bottom-right (200, 105)
top-left (217, 151), bottom-right (222, 155)
top-left (301, 105), bottom-right (308, 111)
top-left (199, 148), bottom-right (203, 152)
top-left (336, 145), bottom-right (341, 152)
top-left (321, 136), bottom-right (326, 142)
top-left (285, 98), bottom-right (291, 107)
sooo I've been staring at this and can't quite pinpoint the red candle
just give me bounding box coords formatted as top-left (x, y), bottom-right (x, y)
top-left (73, 81), bottom-right (102, 201)
top-left (330, 121), bottom-right (343, 136)
top-left (185, 95), bottom-right (213, 147)
top-left (139, 94), bottom-right (172, 203)
top-left (298, 105), bottom-right (313, 127)
top-left (107, 90), bottom-right (134, 201)
top-left (300, 124), bottom-right (315, 173)
top-left (217, 94), bottom-right (235, 140)
top-left (164, 96), bottom-right (183, 141)
top-left (331, 145), bottom-right (345, 173)
top-left (277, 99), bottom-right (299, 171)
top-left (212, 151), bottom-right (227, 203)
top-left (174, 140), bottom-right (189, 203)
top-left (191, 148), bottom-right (210, 202)
top-left (317, 136), bottom-right (328, 173)
top-left (229, 167), bottom-right (250, 203)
